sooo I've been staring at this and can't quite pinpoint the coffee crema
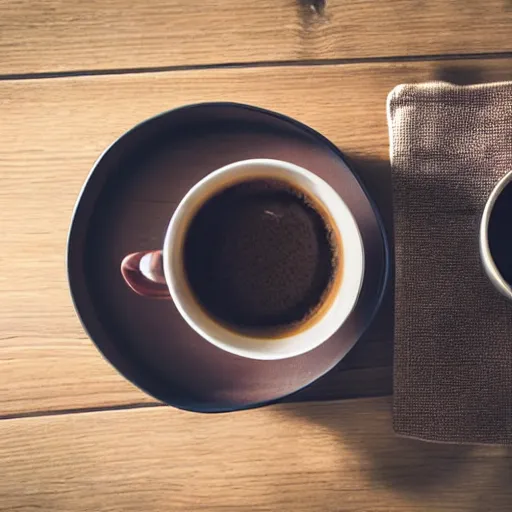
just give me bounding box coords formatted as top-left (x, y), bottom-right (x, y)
top-left (182, 178), bottom-right (341, 337)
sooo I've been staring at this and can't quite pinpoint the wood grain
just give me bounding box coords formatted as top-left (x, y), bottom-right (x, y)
top-left (1, 58), bottom-right (511, 417)
top-left (1, 397), bottom-right (512, 512)
top-left (1, 0), bottom-right (511, 75)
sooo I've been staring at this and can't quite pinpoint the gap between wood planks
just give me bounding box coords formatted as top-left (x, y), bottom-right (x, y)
top-left (0, 402), bottom-right (164, 421)
top-left (0, 368), bottom-right (393, 421)
top-left (1, 51), bottom-right (511, 82)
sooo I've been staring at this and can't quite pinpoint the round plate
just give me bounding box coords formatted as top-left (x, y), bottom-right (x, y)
top-left (68, 103), bottom-right (389, 412)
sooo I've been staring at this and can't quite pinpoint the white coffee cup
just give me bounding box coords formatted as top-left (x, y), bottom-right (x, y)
top-left (121, 158), bottom-right (364, 360)
top-left (480, 170), bottom-right (512, 300)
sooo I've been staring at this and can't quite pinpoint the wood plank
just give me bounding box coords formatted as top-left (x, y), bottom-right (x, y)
top-left (1, 397), bottom-right (512, 511)
top-left (1, 0), bottom-right (511, 75)
top-left (1, 59), bottom-right (511, 417)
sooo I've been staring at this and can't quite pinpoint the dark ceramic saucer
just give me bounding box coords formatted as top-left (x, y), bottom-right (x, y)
top-left (68, 103), bottom-right (389, 412)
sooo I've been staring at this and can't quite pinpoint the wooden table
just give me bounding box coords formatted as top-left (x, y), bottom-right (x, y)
top-left (1, 1), bottom-right (512, 510)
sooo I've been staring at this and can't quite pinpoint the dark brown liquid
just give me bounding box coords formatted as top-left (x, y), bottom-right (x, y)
top-left (488, 182), bottom-right (512, 285)
top-left (183, 179), bottom-right (339, 335)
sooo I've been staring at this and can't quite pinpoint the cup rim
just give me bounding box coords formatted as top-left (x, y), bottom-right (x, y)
top-left (480, 170), bottom-right (512, 299)
top-left (162, 158), bottom-right (365, 360)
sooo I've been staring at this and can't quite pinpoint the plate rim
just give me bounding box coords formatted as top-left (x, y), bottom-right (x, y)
top-left (67, 101), bottom-right (390, 413)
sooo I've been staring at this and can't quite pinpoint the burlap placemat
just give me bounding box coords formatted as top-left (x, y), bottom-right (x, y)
top-left (388, 82), bottom-right (512, 444)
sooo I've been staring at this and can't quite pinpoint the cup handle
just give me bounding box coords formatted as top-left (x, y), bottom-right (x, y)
top-left (120, 250), bottom-right (171, 299)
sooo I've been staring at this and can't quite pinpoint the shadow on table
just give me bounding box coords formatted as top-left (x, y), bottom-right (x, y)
top-left (468, 450), bottom-right (512, 512)
top-left (285, 397), bottom-right (474, 495)
top-left (433, 61), bottom-right (512, 86)
top-left (283, 396), bottom-right (512, 511)
top-left (434, 64), bottom-right (486, 85)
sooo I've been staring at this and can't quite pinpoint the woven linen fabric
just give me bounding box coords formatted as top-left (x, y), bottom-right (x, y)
top-left (388, 81), bottom-right (512, 444)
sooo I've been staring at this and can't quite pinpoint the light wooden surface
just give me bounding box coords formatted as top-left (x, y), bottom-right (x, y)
top-left (1, 59), bottom-right (511, 417)
top-left (2, 1), bottom-right (512, 510)
top-left (1, 0), bottom-right (511, 75)
top-left (2, 397), bottom-right (512, 512)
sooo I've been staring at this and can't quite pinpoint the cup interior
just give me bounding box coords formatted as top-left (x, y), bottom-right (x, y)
top-left (481, 171), bottom-right (512, 299)
top-left (480, 172), bottom-right (512, 299)
top-left (163, 159), bottom-right (364, 360)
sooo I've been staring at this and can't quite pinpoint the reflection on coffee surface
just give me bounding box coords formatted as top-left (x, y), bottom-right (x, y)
top-left (183, 178), bottom-right (341, 336)
top-left (489, 181), bottom-right (512, 285)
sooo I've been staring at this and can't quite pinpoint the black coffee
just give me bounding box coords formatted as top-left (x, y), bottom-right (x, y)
top-left (183, 179), bottom-right (339, 335)
top-left (488, 182), bottom-right (512, 285)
